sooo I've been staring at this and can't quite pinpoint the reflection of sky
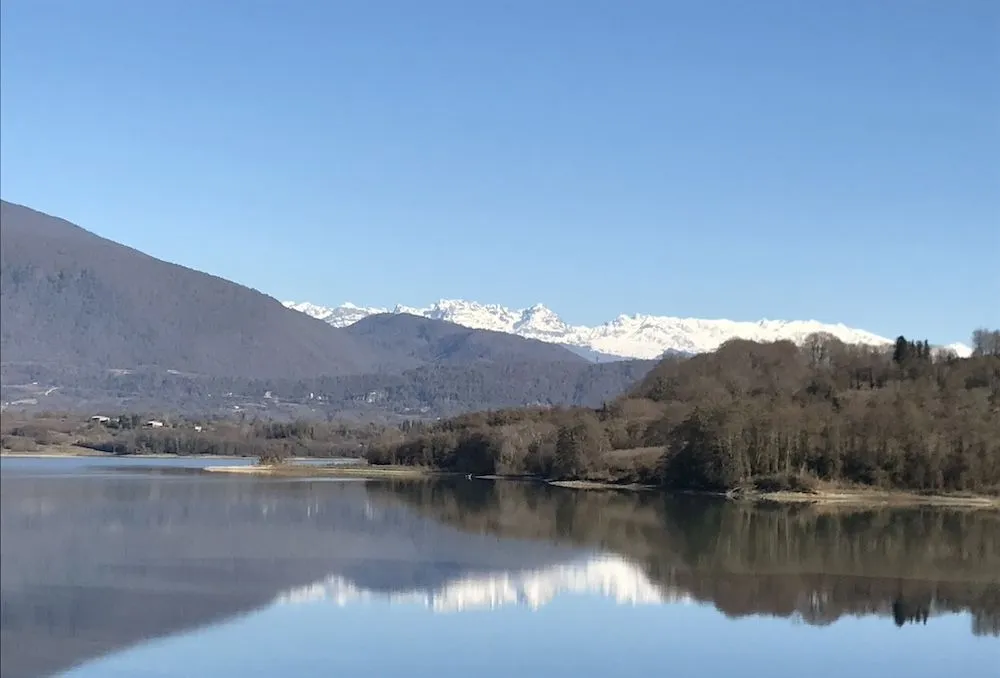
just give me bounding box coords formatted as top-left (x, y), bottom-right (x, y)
top-left (64, 595), bottom-right (993, 678)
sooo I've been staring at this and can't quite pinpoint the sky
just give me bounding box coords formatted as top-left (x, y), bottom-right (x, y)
top-left (1, 0), bottom-right (997, 344)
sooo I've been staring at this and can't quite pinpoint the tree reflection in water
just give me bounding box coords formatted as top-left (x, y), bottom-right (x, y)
top-left (370, 479), bottom-right (1000, 636)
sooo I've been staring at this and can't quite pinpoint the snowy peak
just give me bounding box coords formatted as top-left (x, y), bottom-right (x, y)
top-left (417, 299), bottom-right (523, 332)
top-left (514, 303), bottom-right (569, 338)
top-left (284, 299), bottom-right (971, 360)
top-left (286, 301), bottom-right (387, 328)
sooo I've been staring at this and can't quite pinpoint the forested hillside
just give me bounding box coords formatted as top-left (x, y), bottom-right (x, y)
top-left (2, 357), bottom-right (656, 419)
top-left (0, 201), bottom-right (391, 378)
top-left (343, 313), bottom-right (586, 365)
top-left (369, 330), bottom-right (1000, 494)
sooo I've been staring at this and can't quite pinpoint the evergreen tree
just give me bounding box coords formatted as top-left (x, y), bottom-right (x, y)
top-left (893, 336), bottom-right (909, 364)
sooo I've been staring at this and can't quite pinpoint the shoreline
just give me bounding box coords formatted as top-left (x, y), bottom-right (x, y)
top-left (203, 464), bottom-right (1000, 508)
top-left (1, 447), bottom-right (108, 458)
top-left (203, 464), bottom-right (439, 479)
top-left (548, 479), bottom-right (656, 492)
top-left (5, 451), bottom-right (996, 509)
top-left (740, 488), bottom-right (1000, 508)
top-left (550, 478), bottom-right (999, 508)
top-left (0, 451), bottom-right (258, 460)
top-left (0, 449), bottom-right (354, 462)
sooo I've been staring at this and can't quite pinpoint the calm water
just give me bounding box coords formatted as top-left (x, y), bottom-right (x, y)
top-left (1, 457), bottom-right (997, 677)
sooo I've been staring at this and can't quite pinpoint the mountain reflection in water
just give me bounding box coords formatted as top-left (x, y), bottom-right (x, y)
top-left (1, 458), bottom-right (997, 678)
top-left (276, 552), bottom-right (690, 612)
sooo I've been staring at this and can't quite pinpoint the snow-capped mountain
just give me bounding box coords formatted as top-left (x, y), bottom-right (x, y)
top-left (937, 342), bottom-right (975, 358)
top-left (284, 301), bottom-right (377, 328)
top-left (284, 299), bottom-right (973, 360)
top-left (274, 554), bottom-right (688, 613)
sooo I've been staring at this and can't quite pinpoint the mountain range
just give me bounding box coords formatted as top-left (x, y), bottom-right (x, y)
top-left (0, 199), bottom-right (972, 417)
top-left (0, 200), bottom-right (652, 416)
top-left (285, 300), bottom-right (975, 360)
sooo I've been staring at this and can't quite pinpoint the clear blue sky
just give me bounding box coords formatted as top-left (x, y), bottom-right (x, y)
top-left (2, 1), bottom-right (997, 344)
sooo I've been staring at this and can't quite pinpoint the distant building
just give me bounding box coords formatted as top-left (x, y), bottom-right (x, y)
top-left (144, 420), bottom-right (164, 428)
top-left (90, 415), bottom-right (111, 424)
top-left (194, 425), bottom-right (203, 432)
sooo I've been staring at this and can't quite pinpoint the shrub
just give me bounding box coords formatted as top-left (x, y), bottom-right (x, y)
top-left (752, 473), bottom-right (818, 494)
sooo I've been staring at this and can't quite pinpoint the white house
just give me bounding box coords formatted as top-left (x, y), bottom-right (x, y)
top-left (144, 420), bottom-right (164, 428)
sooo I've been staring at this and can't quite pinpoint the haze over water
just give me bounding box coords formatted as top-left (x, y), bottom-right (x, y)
top-left (1, 457), bottom-right (996, 677)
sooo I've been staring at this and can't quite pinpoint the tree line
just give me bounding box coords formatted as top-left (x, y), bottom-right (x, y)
top-left (367, 329), bottom-right (1000, 494)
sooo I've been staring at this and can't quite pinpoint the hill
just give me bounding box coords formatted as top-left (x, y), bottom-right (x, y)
top-left (0, 201), bottom-right (391, 379)
top-left (343, 313), bottom-right (586, 366)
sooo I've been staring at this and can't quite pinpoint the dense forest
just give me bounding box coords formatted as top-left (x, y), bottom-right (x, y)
top-left (368, 330), bottom-right (1000, 494)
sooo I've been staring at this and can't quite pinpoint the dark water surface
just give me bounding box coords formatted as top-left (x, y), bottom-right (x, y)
top-left (1, 457), bottom-right (997, 677)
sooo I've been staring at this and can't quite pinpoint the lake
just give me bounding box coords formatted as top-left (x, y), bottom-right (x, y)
top-left (1, 456), bottom-right (997, 677)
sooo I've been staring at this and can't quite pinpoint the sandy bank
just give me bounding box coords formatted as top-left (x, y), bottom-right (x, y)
top-left (547, 480), bottom-right (655, 492)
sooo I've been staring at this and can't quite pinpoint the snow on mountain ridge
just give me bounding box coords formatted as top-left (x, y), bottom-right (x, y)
top-left (284, 299), bottom-right (971, 359)
top-left (286, 301), bottom-right (386, 327)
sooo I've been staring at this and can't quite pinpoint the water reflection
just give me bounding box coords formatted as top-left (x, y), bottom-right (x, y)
top-left (368, 481), bottom-right (1000, 635)
top-left (1, 459), bottom-right (997, 678)
top-left (0, 461), bottom-right (586, 678)
top-left (276, 553), bottom-right (690, 612)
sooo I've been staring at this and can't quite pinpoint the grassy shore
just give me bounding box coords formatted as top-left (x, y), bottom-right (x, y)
top-left (0, 445), bottom-right (106, 458)
top-left (0, 446), bottom-right (332, 463)
top-left (0, 447), bottom-right (256, 460)
top-left (203, 463), bottom-right (440, 479)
